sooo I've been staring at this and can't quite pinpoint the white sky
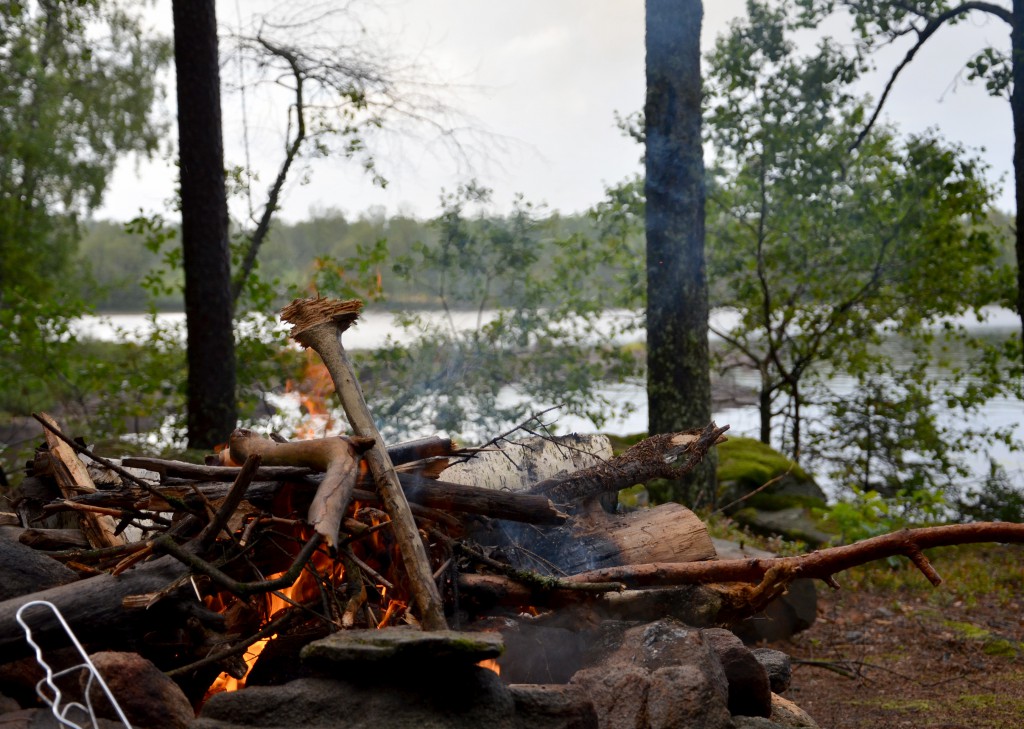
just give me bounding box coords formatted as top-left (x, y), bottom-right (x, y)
top-left (95, 0), bottom-right (1015, 223)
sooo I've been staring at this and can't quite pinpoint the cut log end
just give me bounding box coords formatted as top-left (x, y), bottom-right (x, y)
top-left (280, 296), bottom-right (363, 343)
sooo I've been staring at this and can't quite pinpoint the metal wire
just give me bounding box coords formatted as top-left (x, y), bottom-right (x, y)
top-left (15, 600), bottom-right (133, 729)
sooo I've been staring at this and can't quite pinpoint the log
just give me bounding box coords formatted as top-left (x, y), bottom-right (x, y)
top-left (0, 554), bottom-right (191, 662)
top-left (64, 468), bottom-right (567, 525)
top-left (472, 502), bottom-right (714, 575)
top-left (123, 435), bottom-right (455, 482)
top-left (38, 412), bottom-right (123, 549)
top-left (19, 528), bottom-right (91, 550)
top-left (442, 434), bottom-right (614, 493)
top-left (528, 424), bottom-right (729, 503)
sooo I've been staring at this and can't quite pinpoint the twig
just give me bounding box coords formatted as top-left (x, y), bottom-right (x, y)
top-left (152, 532), bottom-right (325, 598)
top-left (343, 547), bottom-right (394, 591)
top-left (197, 454), bottom-right (261, 551)
top-left (714, 465), bottom-right (794, 514)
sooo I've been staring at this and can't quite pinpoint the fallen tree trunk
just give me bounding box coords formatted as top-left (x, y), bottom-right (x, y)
top-left (0, 554), bottom-right (191, 662)
top-left (528, 423), bottom-right (730, 503)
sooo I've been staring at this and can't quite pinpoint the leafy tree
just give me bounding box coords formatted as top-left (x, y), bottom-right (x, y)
top-left (326, 183), bottom-right (643, 442)
top-left (0, 0), bottom-right (169, 421)
top-left (704, 1), bottom-right (1014, 496)
top-left (794, 0), bottom-right (1024, 352)
top-left (645, 0), bottom-right (715, 501)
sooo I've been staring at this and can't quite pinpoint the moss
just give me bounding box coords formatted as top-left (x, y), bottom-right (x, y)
top-left (716, 436), bottom-right (811, 488)
top-left (943, 620), bottom-right (1024, 658)
top-left (746, 492), bottom-right (827, 512)
top-left (956, 694), bottom-right (1000, 710)
top-left (851, 696), bottom-right (937, 712)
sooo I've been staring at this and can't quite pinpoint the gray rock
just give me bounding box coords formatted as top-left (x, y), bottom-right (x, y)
top-left (750, 648), bottom-right (792, 694)
top-left (196, 669), bottom-right (516, 729)
top-left (700, 628), bottom-right (772, 718)
top-left (570, 619), bottom-right (732, 729)
top-left (508, 684), bottom-right (598, 729)
top-left (646, 663), bottom-right (733, 729)
top-left (301, 627), bottom-right (503, 676)
top-left (733, 507), bottom-right (833, 547)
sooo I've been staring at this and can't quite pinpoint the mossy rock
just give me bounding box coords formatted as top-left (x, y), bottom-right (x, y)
top-left (717, 437), bottom-right (826, 511)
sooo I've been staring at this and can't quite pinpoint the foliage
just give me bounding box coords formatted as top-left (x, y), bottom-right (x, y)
top-left (703, 1), bottom-right (1016, 503)
top-left (0, 0), bottom-right (171, 470)
top-left (956, 461), bottom-right (1024, 523)
top-left (338, 182), bottom-right (645, 441)
top-left (822, 484), bottom-right (947, 544)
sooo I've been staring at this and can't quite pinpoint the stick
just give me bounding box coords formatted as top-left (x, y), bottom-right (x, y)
top-left (280, 297), bottom-right (447, 631)
top-left (567, 522), bottom-right (1024, 589)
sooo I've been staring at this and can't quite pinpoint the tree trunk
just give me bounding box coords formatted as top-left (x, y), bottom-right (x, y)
top-left (759, 385), bottom-right (772, 445)
top-left (172, 0), bottom-right (237, 449)
top-left (644, 0), bottom-right (714, 501)
top-left (1013, 1), bottom-right (1024, 349)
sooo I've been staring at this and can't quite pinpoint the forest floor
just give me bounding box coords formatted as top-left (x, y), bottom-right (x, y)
top-left (767, 544), bottom-right (1024, 729)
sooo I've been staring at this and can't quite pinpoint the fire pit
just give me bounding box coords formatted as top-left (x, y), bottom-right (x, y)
top-left (4, 298), bottom-right (1022, 728)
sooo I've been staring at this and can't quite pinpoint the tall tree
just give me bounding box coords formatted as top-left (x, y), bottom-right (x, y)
top-left (797, 0), bottom-right (1023, 350)
top-left (704, 2), bottom-right (1006, 483)
top-left (645, 0), bottom-right (714, 499)
top-left (172, 0), bottom-right (236, 448)
top-left (0, 0), bottom-right (169, 416)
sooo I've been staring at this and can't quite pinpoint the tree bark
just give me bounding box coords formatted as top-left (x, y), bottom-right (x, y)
top-left (172, 0), bottom-right (237, 449)
top-left (1013, 0), bottom-right (1024, 349)
top-left (645, 0), bottom-right (715, 501)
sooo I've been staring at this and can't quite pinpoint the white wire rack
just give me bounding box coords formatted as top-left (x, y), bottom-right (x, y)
top-left (15, 600), bottom-right (133, 729)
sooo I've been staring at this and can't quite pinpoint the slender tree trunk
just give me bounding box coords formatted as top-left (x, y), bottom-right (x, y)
top-left (759, 385), bottom-right (772, 445)
top-left (172, 0), bottom-right (237, 448)
top-left (645, 0), bottom-right (714, 500)
top-left (1013, 1), bottom-right (1024, 350)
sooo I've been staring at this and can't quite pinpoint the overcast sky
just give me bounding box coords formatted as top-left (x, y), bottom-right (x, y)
top-left (94, 0), bottom-right (1014, 223)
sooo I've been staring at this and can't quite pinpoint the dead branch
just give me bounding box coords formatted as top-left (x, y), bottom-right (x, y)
top-left (528, 423), bottom-right (730, 503)
top-left (37, 412), bottom-right (123, 549)
top-left (567, 522), bottom-right (1024, 592)
top-left (229, 429), bottom-right (372, 548)
top-left (281, 296), bottom-right (447, 631)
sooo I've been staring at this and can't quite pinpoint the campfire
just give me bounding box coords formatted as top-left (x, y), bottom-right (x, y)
top-left (4, 296), bottom-right (1024, 729)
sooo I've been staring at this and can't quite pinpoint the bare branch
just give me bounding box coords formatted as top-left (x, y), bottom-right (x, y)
top-left (847, 1), bottom-right (1012, 153)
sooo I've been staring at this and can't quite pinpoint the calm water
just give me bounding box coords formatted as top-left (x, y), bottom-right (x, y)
top-left (74, 308), bottom-right (1024, 488)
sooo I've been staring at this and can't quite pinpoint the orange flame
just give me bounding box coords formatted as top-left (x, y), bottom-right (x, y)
top-left (285, 351), bottom-right (336, 439)
top-left (478, 659), bottom-right (501, 676)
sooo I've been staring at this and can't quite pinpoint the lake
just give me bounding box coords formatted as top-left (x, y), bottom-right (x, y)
top-left (74, 308), bottom-right (1024, 493)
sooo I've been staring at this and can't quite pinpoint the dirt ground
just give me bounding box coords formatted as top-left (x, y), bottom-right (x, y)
top-left (768, 549), bottom-right (1024, 729)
